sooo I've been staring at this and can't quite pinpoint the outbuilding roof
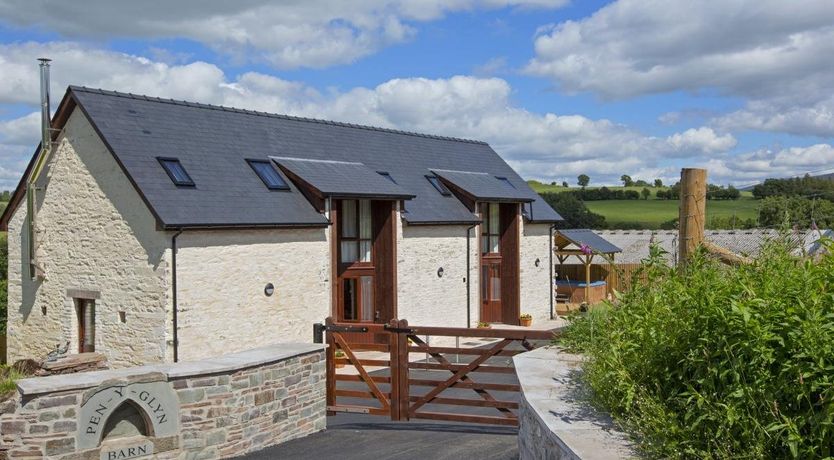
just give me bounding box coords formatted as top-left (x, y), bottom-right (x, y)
top-left (556, 229), bottom-right (622, 254)
top-left (594, 229), bottom-right (832, 264)
top-left (1, 86), bottom-right (561, 230)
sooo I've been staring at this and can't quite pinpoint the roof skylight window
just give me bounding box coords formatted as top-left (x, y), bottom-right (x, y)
top-left (426, 175), bottom-right (451, 196)
top-left (158, 157), bottom-right (195, 187)
top-left (248, 159), bottom-right (290, 190)
top-left (377, 171), bottom-right (397, 184)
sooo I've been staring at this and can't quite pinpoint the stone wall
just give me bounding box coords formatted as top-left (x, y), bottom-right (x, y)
top-left (171, 229), bottom-right (330, 362)
top-left (397, 221), bottom-right (478, 328)
top-left (397, 217), bottom-right (553, 327)
top-left (0, 343), bottom-right (325, 459)
top-left (514, 346), bottom-right (636, 460)
top-left (519, 222), bottom-right (554, 323)
top-left (6, 109), bottom-right (170, 367)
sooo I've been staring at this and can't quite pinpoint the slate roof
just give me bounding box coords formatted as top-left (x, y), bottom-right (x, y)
top-left (594, 229), bottom-right (832, 264)
top-left (272, 157), bottom-right (414, 200)
top-left (57, 86), bottom-right (561, 229)
top-left (432, 169), bottom-right (534, 202)
top-left (556, 229), bottom-right (622, 254)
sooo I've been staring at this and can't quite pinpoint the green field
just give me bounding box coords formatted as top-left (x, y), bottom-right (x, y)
top-left (584, 198), bottom-right (760, 228)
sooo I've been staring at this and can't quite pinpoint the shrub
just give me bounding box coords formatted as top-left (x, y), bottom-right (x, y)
top-left (0, 365), bottom-right (25, 402)
top-left (562, 239), bottom-right (834, 458)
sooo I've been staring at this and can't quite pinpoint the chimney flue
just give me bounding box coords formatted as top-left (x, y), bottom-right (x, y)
top-left (38, 58), bottom-right (51, 152)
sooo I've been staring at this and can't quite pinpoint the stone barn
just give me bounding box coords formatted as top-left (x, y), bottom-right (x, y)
top-left (1, 85), bottom-right (562, 367)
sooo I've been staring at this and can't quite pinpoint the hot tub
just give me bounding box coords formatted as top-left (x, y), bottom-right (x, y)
top-left (554, 279), bottom-right (608, 305)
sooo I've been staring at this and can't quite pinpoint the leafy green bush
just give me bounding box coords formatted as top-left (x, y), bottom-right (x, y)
top-left (562, 239), bottom-right (834, 458)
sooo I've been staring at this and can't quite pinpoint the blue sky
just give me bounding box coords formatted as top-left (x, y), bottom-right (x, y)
top-left (0, 0), bottom-right (832, 190)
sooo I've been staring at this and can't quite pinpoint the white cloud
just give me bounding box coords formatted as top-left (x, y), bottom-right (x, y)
top-left (524, 0), bottom-right (834, 137)
top-left (0, 41), bottom-right (751, 190)
top-left (713, 97), bottom-right (834, 137)
top-left (0, 0), bottom-right (568, 69)
top-left (702, 144), bottom-right (834, 185)
top-left (666, 128), bottom-right (737, 156)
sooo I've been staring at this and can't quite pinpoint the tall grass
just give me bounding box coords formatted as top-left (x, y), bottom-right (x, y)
top-left (0, 364), bottom-right (23, 401)
top-left (562, 238), bottom-right (834, 458)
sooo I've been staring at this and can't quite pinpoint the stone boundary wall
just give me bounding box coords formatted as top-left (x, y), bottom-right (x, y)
top-left (514, 346), bottom-right (637, 460)
top-left (1, 343), bottom-right (325, 459)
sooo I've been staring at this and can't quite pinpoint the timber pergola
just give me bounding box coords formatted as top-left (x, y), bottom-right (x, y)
top-left (554, 229), bottom-right (622, 302)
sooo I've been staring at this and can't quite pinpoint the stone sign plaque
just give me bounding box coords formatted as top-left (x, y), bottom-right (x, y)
top-left (99, 440), bottom-right (154, 460)
top-left (77, 373), bottom-right (179, 450)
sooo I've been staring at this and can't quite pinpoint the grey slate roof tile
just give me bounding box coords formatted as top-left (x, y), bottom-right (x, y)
top-left (70, 86), bottom-right (562, 228)
top-left (557, 229), bottom-right (622, 254)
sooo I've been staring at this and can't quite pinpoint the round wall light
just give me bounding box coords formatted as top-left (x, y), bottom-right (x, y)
top-left (437, 267), bottom-right (444, 278)
top-left (264, 283), bottom-right (275, 297)
top-left (535, 258), bottom-right (541, 267)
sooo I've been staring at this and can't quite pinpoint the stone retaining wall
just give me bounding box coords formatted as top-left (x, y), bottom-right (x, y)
top-left (0, 343), bottom-right (325, 459)
top-left (514, 346), bottom-right (637, 459)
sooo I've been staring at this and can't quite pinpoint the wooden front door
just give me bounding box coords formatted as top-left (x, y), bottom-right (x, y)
top-left (479, 202), bottom-right (520, 325)
top-left (333, 199), bottom-right (397, 342)
top-left (480, 202), bottom-right (503, 323)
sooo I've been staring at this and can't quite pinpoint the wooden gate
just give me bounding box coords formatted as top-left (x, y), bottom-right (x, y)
top-left (322, 317), bottom-right (557, 426)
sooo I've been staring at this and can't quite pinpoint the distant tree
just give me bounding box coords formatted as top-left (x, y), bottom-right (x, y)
top-left (757, 196), bottom-right (834, 228)
top-left (540, 192), bottom-right (607, 229)
top-left (620, 175), bottom-right (634, 187)
top-left (654, 179), bottom-right (663, 188)
top-left (0, 190), bottom-right (9, 201)
top-left (752, 175), bottom-right (834, 201)
top-left (577, 174), bottom-right (590, 188)
top-left (641, 187), bottom-right (651, 200)
top-left (562, 181), bottom-right (569, 188)
top-left (550, 181), bottom-right (556, 186)
top-left (634, 179), bottom-right (650, 187)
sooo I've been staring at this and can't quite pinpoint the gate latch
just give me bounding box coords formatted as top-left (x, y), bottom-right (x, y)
top-left (313, 322), bottom-right (369, 343)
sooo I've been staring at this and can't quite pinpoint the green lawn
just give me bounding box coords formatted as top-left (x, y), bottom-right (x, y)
top-left (585, 197), bottom-right (760, 228)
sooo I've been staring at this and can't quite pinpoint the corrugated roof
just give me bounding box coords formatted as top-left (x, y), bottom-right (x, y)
top-left (594, 229), bottom-right (832, 264)
top-left (272, 157), bottom-right (414, 199)
top-left (432, 169), bottom-right (534, 202)
top-left (66, 86), bottom-right (562, 228)
top-left (556, 229), bottom-right (622, 254)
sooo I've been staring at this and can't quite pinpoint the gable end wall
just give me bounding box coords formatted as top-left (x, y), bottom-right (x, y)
top-left (6, 109), bottom-right (170, 367)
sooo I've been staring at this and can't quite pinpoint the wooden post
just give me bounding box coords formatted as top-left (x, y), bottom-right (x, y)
top-left (584, 254), bottom-right (592, 303)
top-left (397, 319), bottom-right (410, 421)
top-left (324, 317), bottom-right (336, 415)
top-left (678, 168), bottom-right (707, 266)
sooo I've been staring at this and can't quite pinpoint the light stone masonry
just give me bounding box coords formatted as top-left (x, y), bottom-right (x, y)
top-left (0, 343), bottom-right (325, 459)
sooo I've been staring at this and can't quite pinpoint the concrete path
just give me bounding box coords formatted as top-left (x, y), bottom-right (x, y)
top-left (241, 414), bottom-right (518, 460)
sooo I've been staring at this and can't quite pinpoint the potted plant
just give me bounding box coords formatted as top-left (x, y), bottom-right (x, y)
top-left (477, 321), bottom-right (491, 329)
top-left (334, 349), bottom-right (346, 369)
top-left (519, 313), bottom-right (533, 327)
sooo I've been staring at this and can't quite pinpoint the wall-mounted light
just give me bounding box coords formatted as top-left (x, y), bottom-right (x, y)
top-left (437, 267), bottom-right (444, 278)
top-left (264, 283), bottom-right (275, 297)
top-left (535, 258), bottom-right (541, 267)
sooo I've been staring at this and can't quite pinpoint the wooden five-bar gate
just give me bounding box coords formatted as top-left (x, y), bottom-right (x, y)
top-left (319, 317), bottom-right (557, 426)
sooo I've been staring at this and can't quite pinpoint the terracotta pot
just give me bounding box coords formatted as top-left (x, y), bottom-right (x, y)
top-left (520, 318), bottom-right (532, 327)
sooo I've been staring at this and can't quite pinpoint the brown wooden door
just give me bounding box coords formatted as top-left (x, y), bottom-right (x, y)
top-left (481, 256), bottom-right (502, 323)
top-left (333, 199), bottom-right (397, 343)
top-left (479, 202), bottom-right (502, 324)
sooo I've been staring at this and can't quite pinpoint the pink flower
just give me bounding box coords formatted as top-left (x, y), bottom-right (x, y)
top-left (580, 243), bottom-right (592, 255)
